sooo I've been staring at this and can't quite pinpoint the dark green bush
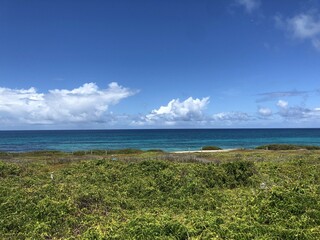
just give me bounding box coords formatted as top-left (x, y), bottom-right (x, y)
top-left (222, 161), bottom-right (256, 187)
top-left (146, 149), bottom-right (164, 153)
top-left (198, 164), bottom-right (227, 188)
top-left (201, 146), bottom-right (222, 150)
top-left (72, 151), bottom-right (85, 156)
top-left (73, 148), bottom-right (144, 155)
top-left (138, 160), bottom-right (170, 173)
top-left (124, 216), bottom-right (189, 239)
top-left (108, 148), bottom-right (144, 154)
top-left (24, 150), bottom-right (65, 156)
top-left (0, 161), bottom-right (21, 177)
top-left (256, 144), bottom-right (320, 150)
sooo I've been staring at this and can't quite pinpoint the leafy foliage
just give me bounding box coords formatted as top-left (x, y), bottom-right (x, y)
top-left (73, 148), bottom-right (144, 155)
top-left (201, 146), bottom-right (222, 150)
top-left (1, 150), bottom-right (320, 239)
top-left (256, 144), bottom-right (320, 150)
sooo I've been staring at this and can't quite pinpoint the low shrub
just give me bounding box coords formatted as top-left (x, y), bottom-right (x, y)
top-left (24, 150), bottom-right (65, 156)
top-left (146, 149), bottom-right (164, 153)
top-left (73, 148), bottom-right (144, 155)
top-left (201, 146), bottom-right (222, 150)
top-left (108, 148), bottom-right (144, 154)
top-left (2, 151), bottom-right (320, 239)
top-left (256, 144), bottom-right (320, 150)
top-left (0, 161), bottom-right (21, 178)
top-left (222, 161), bottom-right (256, 188)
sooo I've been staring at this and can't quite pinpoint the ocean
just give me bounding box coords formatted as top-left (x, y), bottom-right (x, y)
top-left (0, 128), bottom-right (320, 152)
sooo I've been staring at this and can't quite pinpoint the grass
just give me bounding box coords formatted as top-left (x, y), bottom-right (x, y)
top-left (1, 149), bottom-right (320, 239)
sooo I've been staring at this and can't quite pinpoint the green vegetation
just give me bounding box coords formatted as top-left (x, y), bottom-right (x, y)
top-left (256, 144), bottom-right (320, 150)
top-left (73, 148), bottom-right (144, 155)
top-left (201, 146), bottom-right (222, 150)
top-left (1, 150), bottom-right (320, 239)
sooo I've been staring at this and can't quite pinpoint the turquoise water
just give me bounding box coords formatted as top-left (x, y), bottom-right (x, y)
top-left (0, 129), bottom-right (320, 152)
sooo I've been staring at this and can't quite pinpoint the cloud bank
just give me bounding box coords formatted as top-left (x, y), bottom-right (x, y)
top-left (134, 97), bottom-right (256, 127)
top-left (275, 100), bottom-right (320, 120)
top-left (1, 83), bottom-right (319, 128)
top-left (0, 82), bottom-right (136, 125)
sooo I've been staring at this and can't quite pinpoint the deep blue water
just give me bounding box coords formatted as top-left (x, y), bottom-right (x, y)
top-left (0, 129), bottom-right (320, 152)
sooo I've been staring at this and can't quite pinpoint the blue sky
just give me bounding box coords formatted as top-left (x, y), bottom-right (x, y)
top-left (0, 0), bottom-right (320, 129)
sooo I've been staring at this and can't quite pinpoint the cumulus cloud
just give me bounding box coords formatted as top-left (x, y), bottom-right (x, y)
top-left (236, 0), bottom-right (260, 13)
top-left (258, 107), bottom-right (272, 117)
top-left (277, 100), bottom-right (288, 108)
top-left (276, 12), bottom-right (320, 50)
top-left (134, 97), bottom-right (209, 126)
top-left (0, 82), bottom-right (136, 125)
top-left (133, 96), bottom-right (258, 127)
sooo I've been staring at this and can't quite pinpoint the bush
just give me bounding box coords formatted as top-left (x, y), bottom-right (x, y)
top-left (0, 161), bottom-right (21, 178)
top-left (256, 144), bottom-right (320, 150)
top-left (73, 148), bottom-right (144, 155)
top-left (108, 148), bottom-right (144, 154)
top-left (201, 146), bottom-right (222, 150)
top-left (24, 151), bottom-right (65, 156)
top-left (222, 161), bottom-right (256, 188)
top-left (2, 150), bottom-right (320, 239)
top-left (146, 149), bottom-right (164, 153)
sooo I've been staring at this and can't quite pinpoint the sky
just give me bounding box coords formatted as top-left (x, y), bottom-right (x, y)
top-left (0, 0), bottom-right (320, 129)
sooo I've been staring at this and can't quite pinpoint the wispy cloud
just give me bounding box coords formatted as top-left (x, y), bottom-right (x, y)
top-left (275, 100), bottom-right (320, 121)
top-left (212, 111), bottom-right (251, 122)
top-left (275, 11), bottom-right (320, 50)
top-left (256, 90), bottom-right (308, 102)
top-left (236, 0), bottom-right (260, 13)
top-left (278, 106), bottom-right (311, 119)
top-left (0, 82), bottom-right (136, 125)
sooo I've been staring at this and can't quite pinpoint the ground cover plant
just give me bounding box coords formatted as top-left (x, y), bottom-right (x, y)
top-left (201, 146), bottom-right (222, 150)
top-left (1, 148), bottom-right (320, 239)
top-left (256, 144), bottom-right (320, 150)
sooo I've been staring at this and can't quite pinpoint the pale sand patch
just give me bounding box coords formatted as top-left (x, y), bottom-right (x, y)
top-left (173, 149), bottom-right (237, 153)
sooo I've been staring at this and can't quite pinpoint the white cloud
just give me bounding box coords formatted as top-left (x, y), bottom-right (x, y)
top-left (258, 107), bottom-right (272, 117)
top-left (288, 13), bottom-right (320, 39)
top-left (277, 100), bottom-right (288, 108)
top-left (236, 0), bottom-right (260, 13)
top-left (133, 97), bottom-right (256, 127)
top-left (276, 12), bottom-right (320, 50)
top-left (0, 82), bottom-right (136, 125)
top-left (212, 111), bottom-right (251, 122)
top-left (276, 104), bottom-right (320, 122)
top-left (134, 97), bottom-right (209, 126)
